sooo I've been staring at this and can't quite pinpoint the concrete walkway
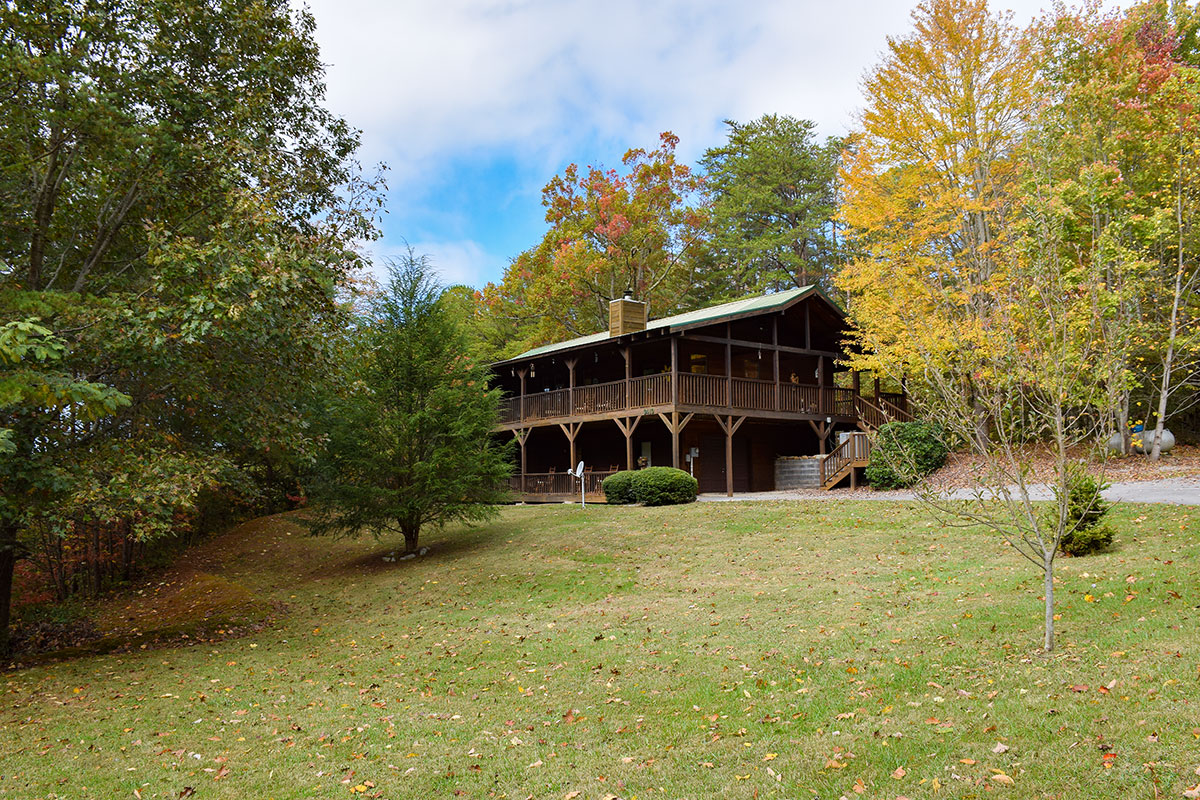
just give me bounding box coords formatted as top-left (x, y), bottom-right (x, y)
top-left (697, 477), bottom-right (1200, 505)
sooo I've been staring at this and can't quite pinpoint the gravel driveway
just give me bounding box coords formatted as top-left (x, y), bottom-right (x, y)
top-left (698, 477), bottom-right (1200, 505)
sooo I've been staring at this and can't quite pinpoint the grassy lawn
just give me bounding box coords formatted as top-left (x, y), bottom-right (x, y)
top-left (2, 501), bottom-right (1199, 799)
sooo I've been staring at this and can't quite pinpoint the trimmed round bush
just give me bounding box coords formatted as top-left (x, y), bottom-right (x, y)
top-left (601, 470), bottom-right (637, 504)
top-left (865, 421), bottom-right (948, 489)
top-left (631, 466), bottom-right (698, 506)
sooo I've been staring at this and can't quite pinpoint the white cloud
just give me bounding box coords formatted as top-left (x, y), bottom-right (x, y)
top-left (369, 238), bottom-right (501, 288)
top-left (300, 0), bottom-right (1072, 168)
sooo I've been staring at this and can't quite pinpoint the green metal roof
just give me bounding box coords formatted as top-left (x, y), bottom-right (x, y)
top-left (504, 285), bottom-right (830, 364)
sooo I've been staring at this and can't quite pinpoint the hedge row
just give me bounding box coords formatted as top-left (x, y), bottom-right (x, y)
top-left (602, 467), bottom-right (697, 506)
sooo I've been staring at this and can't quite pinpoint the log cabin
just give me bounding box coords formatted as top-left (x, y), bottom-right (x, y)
top-left (489, 287), bottom-right (910, 501)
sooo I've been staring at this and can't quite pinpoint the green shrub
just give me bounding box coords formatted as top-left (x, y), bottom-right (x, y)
top-left (865, 421), bottom-right (948, 489)
top-left (630, 467), bottom-right (698, 506)
top-left (1054, 465), bottom-right (1115, 556)
top-left (601, 470), bottom-right (637, 504)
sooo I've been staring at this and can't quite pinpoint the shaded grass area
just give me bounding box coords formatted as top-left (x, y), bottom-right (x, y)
top-left (1, 501), bottom-right (1198, 799)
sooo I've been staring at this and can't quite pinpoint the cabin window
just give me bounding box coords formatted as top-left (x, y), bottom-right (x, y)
top-left (689, 354), bottom-right (708, 374)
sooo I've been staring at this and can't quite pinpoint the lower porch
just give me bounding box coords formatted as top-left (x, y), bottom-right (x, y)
top-left (504, 413), bottom-right (860, 502)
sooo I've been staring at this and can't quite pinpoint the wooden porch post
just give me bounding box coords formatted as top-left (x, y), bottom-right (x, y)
top-left (852, 370), bottom-right (861, 396)
top-left (772, 316), bottom-right (780, 411)
top-left (614, 416), bottom-right (641, 471)
top-left (517, 368), bottom-right (527, 422)
top-left (725, 323), bottom-right (732, 409)
top-left (514, 428), bottom-right (529, 493)
top-left (621, 346), bottom-right (632, 408)
top-left (818, 355), bottom-right (826, 415)
top-left (874, 376), bottom-right (881, 403)
top-left (670, 336), bottom-right (678, 406)
top-left (566, 357), bottom-right (577, 416)
top-left (671, 412), bottom-right (680, 468)
top-left (809, 419), bottom-right (829, 456)
top-left (559, 422), bottom-right (581, 471)
top-left (715, 414), bottom-right (747, 497)
top-left (658, 412), bottom-right (693, 470)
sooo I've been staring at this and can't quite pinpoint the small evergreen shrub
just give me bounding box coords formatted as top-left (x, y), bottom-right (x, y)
top-left (865, 421), bottom-right (949, 489)
top-left (602, 470), bottom-right (637, 504)
top-left (1055, 465), bottom-right (1115, 556)
top-left (631, 467), bottom-right (698, 506)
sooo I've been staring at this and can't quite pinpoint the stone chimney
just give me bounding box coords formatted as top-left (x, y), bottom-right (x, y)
top-left (608, 288), bottom-right (647, 337)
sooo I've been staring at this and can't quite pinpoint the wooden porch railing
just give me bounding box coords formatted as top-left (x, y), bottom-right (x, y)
top-left (879, 397), bottom-right (913, 422)
top-left (500, 397), bottom-right (521, 423)
top-left (629, 373), bottom-right (672, 406)
top-left (678, 372), bottom-right (727, 406)
top-left (730, 377), bottom-right (776, 411)
top-left (574, 378), bottom-right (627, 414)
top-left (523, 388), bottom-right (569, 420)
top-left (779, 383), bottom-right (820, 413)
top-left (496, 376), bottom-right (887, 425)
top-left (854, 395), bottom-right (890, 430)
top-left (508, 471), bottom-right (617, 497)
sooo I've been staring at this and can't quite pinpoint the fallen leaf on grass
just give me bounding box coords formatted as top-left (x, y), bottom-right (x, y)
top-left (991, 773), bottom-right (1015, 787)
top-left (852, 778), bottom-right (866, 794)
top-left (213, 765), bottom-right (230, 780)
top-left (563, 792), bottom-right (581, 800)
top-left (892, 766), bottom-right (907, 779)
top-left (992, 742), bottom-right (1011, 754)
top-left (1184, 786), bottom-right (1200, 799)
top-left (1071, 685), bottom-right (1088, 692)
top-left (824, 759), bottom-right (847, 769)
top-left (960, 758), bottom-right (976, 765)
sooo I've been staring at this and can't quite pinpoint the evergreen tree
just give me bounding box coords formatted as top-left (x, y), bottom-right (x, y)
top-left (700, 115), bottom-right (842, 297)
top-left (309, 252), bottom-right (511, 555)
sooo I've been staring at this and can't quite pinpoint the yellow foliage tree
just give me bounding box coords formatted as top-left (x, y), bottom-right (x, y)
top-left (838, 0), bottom-right (1114, 653)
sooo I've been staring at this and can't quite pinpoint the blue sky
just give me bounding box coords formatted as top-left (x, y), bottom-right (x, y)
top-left (297, 0), bottom-right (1110, 289)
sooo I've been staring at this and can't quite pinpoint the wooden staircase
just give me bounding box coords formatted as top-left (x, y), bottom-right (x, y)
top-left (820, 431), bottom-right (872, 489)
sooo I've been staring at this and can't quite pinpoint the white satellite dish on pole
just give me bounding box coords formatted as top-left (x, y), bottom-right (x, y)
top-left (568, 461), bottom-right (586, 507)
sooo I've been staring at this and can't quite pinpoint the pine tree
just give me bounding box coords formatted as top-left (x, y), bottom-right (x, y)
top-left (309, 252), bottom-right (512, 555)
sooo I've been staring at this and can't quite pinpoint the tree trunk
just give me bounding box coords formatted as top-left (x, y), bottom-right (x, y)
top-left (402, 525), bottom-right (420, 555)
top-left (1043, 551), bottom-right (1055, 653)
top-left (0, 530), bottom-right (16, 657)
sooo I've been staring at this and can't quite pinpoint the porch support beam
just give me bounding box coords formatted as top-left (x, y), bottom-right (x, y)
top-left (613, 415), bottom-right (642, 470)
top-left (725, 323), bottom-right (732, 410)
top-left (670, 336), bottom-right (679, 406)
top-left (772, 316), bottom-right (780, 411)
top-left (565, 357), bottom-right (578, 416)
top-left (512, 428), bottom-right (530, 493)
top-left (517, 368), bottom-right (528, 422)
top-left (714, 413), bottom-right (747, 497)
top-left (558, 421), bottom-right (582, 471)
top-left (658, 411), bottom-right (694, 469)
top-left (809, 419), bottom-right (830, 456)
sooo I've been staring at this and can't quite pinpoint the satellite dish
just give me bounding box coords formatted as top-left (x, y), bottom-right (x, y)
top-left (575, 461), bottom-right (584, 477)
